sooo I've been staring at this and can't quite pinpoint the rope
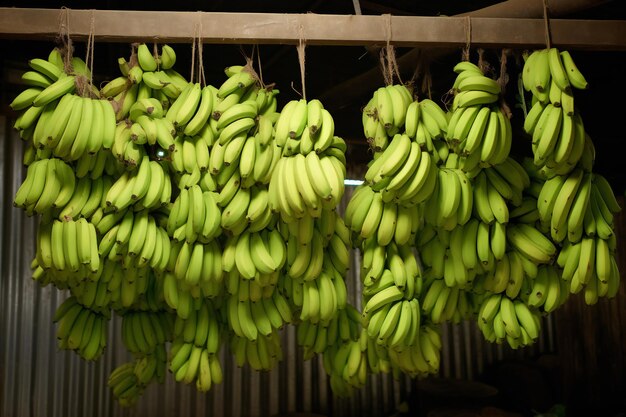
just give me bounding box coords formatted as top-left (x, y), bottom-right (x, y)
top-left (296, 24), bottom-right (307, 100)
top-left (85, 10), bottom-right (95, 88)
top-left (190, 25), bottom-right (196, 83)
top-left (197, 13), bottom-right (206, 87)
top-left (543, 0), bottom-right (552, 49)
top-left (256, 45), bottom-right (266, 89)
top-left (462, 16), bottom-right (472, 62)
top-left (57, 7), bottom-right (74, 73)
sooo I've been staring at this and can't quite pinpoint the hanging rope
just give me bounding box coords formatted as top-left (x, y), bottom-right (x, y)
top-left (497, 49), bottom-right (512, 118)
top-left (57, 7), bottom-right (74, 74)
top-left (197, 13), bottom-right (206, 87)
top-left (190, 24), bottom-right (197, 83)
top-left (462, 16), bottom-right (472, 62)
top-left (296, 24), bottom-right (307, 100)
top-left (85, 10), bottom-right (96, 89)
top-left (543, 0), bottom-right (552, 49)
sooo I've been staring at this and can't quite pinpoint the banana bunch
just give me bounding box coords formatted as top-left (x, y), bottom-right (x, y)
top-left (522, 49), bottom-right (589, 172)
top-left (403, 98), bottom-right (449, 162)
top-left (14, 158), bottom-right (75, 215)
top-left (222, 228), bottom-right (285, 280)
top-left (29, 95), bottom-right (115, 160)
top-left (281, 227), bottom-right (325, 280)
top-left (450, 61), bottom-right (500, 108)
top-left (506, 223), bottom-right (558, 265)
top-left (12, 49), bottom-right (76, 106)
top-left (108, 362), bottom-right (145, 407)
top-left (226, 282), bottom-right (293, 329)
top-left (420, 278), bottom-right (473, 324)
top-left (231, 332), bottom-right (283, 371)
top-left (104, 156), bottom-right (172, 211)
top-left (471, 168), bottom-right (512, 224)
top-left (166, 82), bottom-right (215, 135)
top-left (345, 188), bottom-right (424, 247)
top-left (362, 133), bottom-right (439, 206)
top-left (361, 239), bottom-right (422, 298)
top-left (522, 48), bottom-right (588, 108)
top-left (171, 240), bottom-right (224, 295)
top-left (169, 134), bottom-right (212, 180)
top-left (586, 174), bottom-right (621, 238)
top-left (523, 265), bottom-right (569, 313)
top-left (74, 149), bottom-right (119, 180)
top-left (322, 334), bottom-right (369, 397)
top-left (55, 176), bottom-right (112, 220)
top-left (11, 62), bottom-right (78, 137)
top-left (53, 296), bottom-right (109, 360)
top-left (477, 294), bottom-right (542, 348)
top-left (67, 259), bottom-right (151, 311)
top-left (226, 293), bottom-right (273, 342)
top-left (268, 147), bottom-right (346, 221)
top-left (297, 271), bottom-right (346, 323)
top-left (419, 215), bottom-right (514, 289)
top-left (274, 98), bottom-right (336, 154)
top-left (35, 219), bottom-right (100, 274)
top-left (537, 168), bottom-right (588, 242)
top-left (423, 166), bottom-right (472, 230)
top-left (162, 271), bottom-right (214, 319)
top-left (121, 310), bottom-right (172, 355)
top-left (509, 196), bottom-right (541, 225)
top-left (362, 84), bottom-right (413, 152)
top-left (365, 296), bottom-right (422, 349)
top-left (224, 269), bottom-right (275, 302)
top-left (104, 44), bottom-right (188, 124)
top-left (297, 305), bottom-right (362, 358)
top-left (446, 61), bottom-right (511, 169)
top-left (166, 185), bottom-right (222, 243)
top-left (133, 345), bottom-right (168, 386)
top-left (99, 209), bottom-right (171, 271)
top-left (126, 100), bottom-right (177, 151)
top-left (383, 323), bottom-right (442, 376)
top-left (171, 300), bottom-right (223, 355)
top-left (524, 102), bottom-right (585, 173)
top-left (558, 235), bottom-right (620, 302)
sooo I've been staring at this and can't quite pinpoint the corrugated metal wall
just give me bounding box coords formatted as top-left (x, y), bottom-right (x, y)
top-left (0, 115), bottom-right (557, 417)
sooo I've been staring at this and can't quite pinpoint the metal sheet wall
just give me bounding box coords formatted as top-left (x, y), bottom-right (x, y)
top-left (0, 116), bottom-right (555, 417)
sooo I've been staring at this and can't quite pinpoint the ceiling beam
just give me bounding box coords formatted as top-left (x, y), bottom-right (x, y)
top-left (319, 0), bottom-right (615, 107)
top-left (0, 7), bottom-right (624, 50)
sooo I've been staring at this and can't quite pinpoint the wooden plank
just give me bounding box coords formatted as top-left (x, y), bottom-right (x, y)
top-left (0, 8), bottom-right (625, 50)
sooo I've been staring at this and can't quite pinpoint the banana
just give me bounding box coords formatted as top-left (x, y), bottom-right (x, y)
top-left (458, 74), bottom-right (501, 95)
top-left (453, 90), bottom-right (498, 109)
top-left (137, 44), bottom-right (158, 71)
top-left (183, 85), bottom-right (214, 136)
top-left (507, 224), bottom-right (556, 264)
top-left (550, 168), bottom-right (584, 242)
top-left (560, 50), bottom-right (588, 90)
top-left (547, 47), bottom-right (570, 92)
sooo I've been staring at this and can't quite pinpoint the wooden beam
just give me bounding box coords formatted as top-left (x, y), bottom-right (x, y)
top-left (0, 8), bottom-right (625, 50)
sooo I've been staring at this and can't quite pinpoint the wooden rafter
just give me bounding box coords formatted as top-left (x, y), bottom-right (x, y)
top-left (0, 8), bottom-right (625, 50)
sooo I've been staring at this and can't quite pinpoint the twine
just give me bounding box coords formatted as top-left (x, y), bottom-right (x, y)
top-left (477, 48), bottom-right (494, 76)
top-left (497, 49), bottom-right (510, 94)
top-left (197, 13), bottom-right (206, 87)
top-left (255, 45), bottom-right (266, 89)
top-left (497, 49), bottom-right (513, 118)
top-left (84, 10), bottom-right (95, 88)
top-left (57, 7), bottom-right (74, 74)
top-left (190, 29), bottom-right (196, 83)
top-left (462, 16), bottom-right (472, 62)
top-left (378, 14), bottom-right (402, 86)
top-left (296, 24), bottom-right (307, 100)
top-left (543, 0), bottom-right (552, 49)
